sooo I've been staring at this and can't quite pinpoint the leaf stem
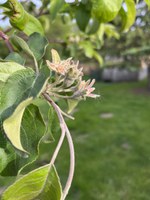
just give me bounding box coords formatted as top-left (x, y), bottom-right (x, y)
top-left (0, 31), bottom-right (13, 52)
top-left (42, 93), bottom-right (75, 200)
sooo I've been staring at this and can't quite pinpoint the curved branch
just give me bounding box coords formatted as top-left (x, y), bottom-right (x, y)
top-left (42, 92), bottom-right (75, 200)
top-left (62, 122), bottom-right (75, 200)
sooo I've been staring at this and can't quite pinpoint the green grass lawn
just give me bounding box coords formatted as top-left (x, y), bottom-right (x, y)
top-left (55, 81), bottom-right (150, 200)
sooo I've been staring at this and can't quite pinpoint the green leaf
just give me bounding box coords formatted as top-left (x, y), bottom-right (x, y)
top-left (0, 104), bottom-right (47, 176)
top-left (27, 33), bottom-right (48, 61)
top-left (3, 98), bottom-right (33, 153)
top-left (98, 23), bottom-right (105, 44)
top-left (1, 0), bottom-right (29, 30)
top-left (104, 24), bottom-right (120, 39)
top-left (144, 0), bottom-right (150, 8)
top-left (10, 35), bottom-right (38, 70)
top-left (1, 0), bottom-right (44, 35)
top-left (2, 165), bottom-right (62, 200)
top-left (79, 41), bottom-right (94, 58)
top-left (93, 51), bottom-right (103, 65)
top-left (119, 0), bottom-right (136, 32)
top-left (23, 13), bottom-right (44, 36)
top-left (79, 40), bottom-right (103, 65)
top-left (92, 0), bottom-right (123, 22)
top-left (33, 99), bottom-right (55, 143)
top-left (50, 0), bottom-right (65, 21)
top-left (19, 104), bottom-right (47, 172)
top-left (51, 49), bottom-right (61, 63)
top-left (87, 19), bottom-right (100, 34)
top-left (67, 99), bottom-right (79, 113)
top-left (75, 4), bottom-right (91, 31)
top-left (5, 52), bottom-right (26, 65)
top-left (0, 61), bottom-right (25, 82)
top-left (11, 35), bottom-right (35, 59)
top-left (0, 67), bottom-right (49, 153)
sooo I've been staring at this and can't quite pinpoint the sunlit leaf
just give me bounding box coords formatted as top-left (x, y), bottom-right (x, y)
top-left (3, 98), bottom-right (33, 153)
top-left (0, 67), bottom-right (49, 153)
top-left (51, 49), bottom-right (61, 63)
top-left (0, 61), bottom-right (25, 82)
top-left (1, 0), bottom-right (28, 31)
top-left (2, 165), bottom-right (62, 200)
top-left (23, 14), bottom-right (44, 36)
top-left (1, 104), bottom-right (47, 176)
top-left (93, 51), bottom-right (103, 66)
top-left (79, 41), bottom-right (95, 58)
top-left (119, 0), bottom-right (136, 32)
top-left (92, 0), bottom-right (123, 22)
top-left (104, 24), bottom-right (120, 39)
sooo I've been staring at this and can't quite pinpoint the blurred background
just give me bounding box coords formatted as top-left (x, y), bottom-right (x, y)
top-left (0, 0), bottom-right (150, 199)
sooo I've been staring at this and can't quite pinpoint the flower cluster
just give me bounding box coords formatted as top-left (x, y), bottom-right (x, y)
top-left (46, 49), bottom-right (100, 101)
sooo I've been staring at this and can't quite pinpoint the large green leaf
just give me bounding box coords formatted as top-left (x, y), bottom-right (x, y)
top-left (27, 33), bottom-right (48, 61)
top-left (2, 165), bottom-right (62, 200)
top-left (0, 67), bottom-right (49, 153)
top-left (3, 98), bottom-right (33, 153)
top-left (92, 0), bottom-right (123, 22)
top-left (1, 0), bottom-right (44, 35)
top-left (119, 0), bottom-right (136, 32)
top-left (0, 104), bottom-right (47, 176)
top-left (0, 61), bottom-right (25, 82)
top-left (75, 4), bottom-right (91, 31)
